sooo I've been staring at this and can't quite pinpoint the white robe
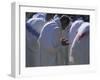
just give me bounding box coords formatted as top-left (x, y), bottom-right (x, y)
top-left (26, 13), bottom-right (46, 67)
top-left (38, 18), bottom-right (62, 66)
top-left (53, 15), bottom-right (66, 65)
top-left (69, 22), bottom-right (89, 64)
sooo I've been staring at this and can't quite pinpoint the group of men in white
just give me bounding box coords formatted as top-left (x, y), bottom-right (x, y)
top-left (26, 12), bottom-right (89, 67)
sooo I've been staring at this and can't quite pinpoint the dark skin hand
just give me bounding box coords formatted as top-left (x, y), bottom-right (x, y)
top-left (61, 38), bottom-right (69, 46)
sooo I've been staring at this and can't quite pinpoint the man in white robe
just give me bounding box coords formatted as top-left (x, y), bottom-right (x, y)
top-left (52, 15), bottom-right (64, 65)
top-left (26, 13), bottom-right (46, 67)
top-left (69, 22), bottom-right (89, 64)
top-left (38, 15), bottom-right (71, 66)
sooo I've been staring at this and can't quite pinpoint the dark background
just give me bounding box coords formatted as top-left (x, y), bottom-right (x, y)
top-left (26, 12), bottom-right (90, 22)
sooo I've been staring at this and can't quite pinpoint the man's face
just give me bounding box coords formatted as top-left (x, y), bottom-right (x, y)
top-left (61, 21), bottom-right (68, 30)
top-left (60, 15), bottom-right (71, 30)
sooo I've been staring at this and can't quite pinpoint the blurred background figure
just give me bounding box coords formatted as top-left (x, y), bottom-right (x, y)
top-left (69, 22), bottom-right (89, 64)
top-left (26, 13), bottom-right (47, 67)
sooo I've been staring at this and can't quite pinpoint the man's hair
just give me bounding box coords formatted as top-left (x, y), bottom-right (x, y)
top-left (60, 15), bottom-right (71, 30)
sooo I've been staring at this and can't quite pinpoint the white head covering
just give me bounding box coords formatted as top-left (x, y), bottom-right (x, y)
top-left (32, 13), bottom-right (47, 19)
top-left (77, 22), bottom-right (89, 36)
top-left (53, 15), bottom-right (61, 27)
top-left (69, 19), bottom-right (84, 44)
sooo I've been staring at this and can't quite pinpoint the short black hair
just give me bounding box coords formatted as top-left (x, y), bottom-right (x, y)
top-left (60, 15), bottom-right (71, 30)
